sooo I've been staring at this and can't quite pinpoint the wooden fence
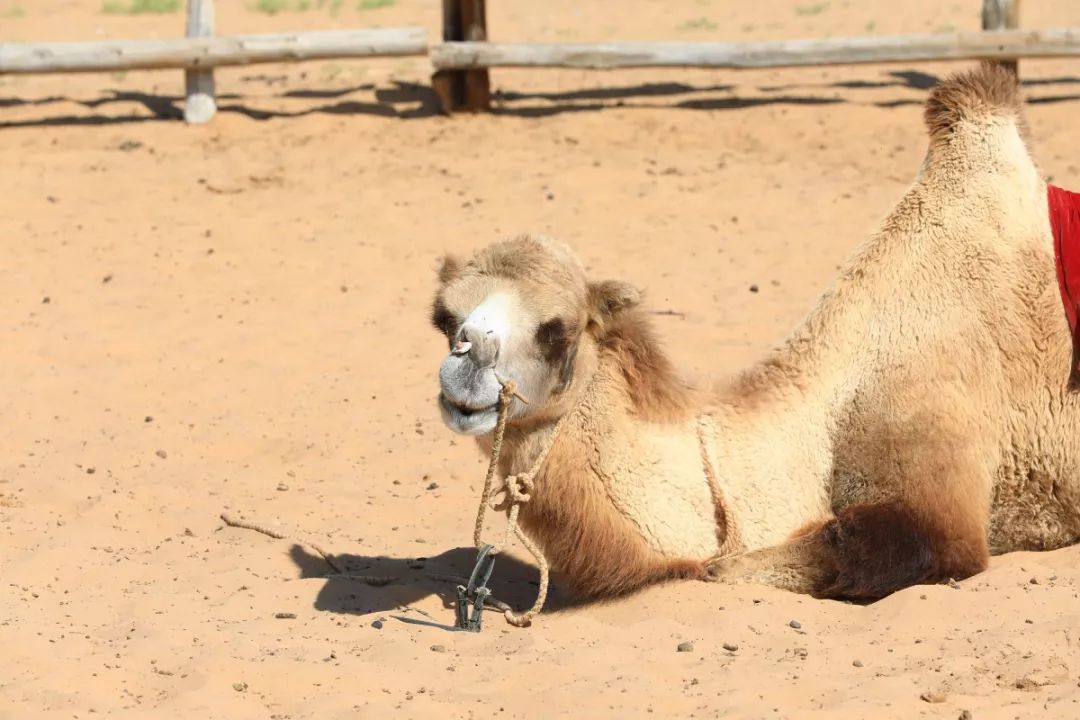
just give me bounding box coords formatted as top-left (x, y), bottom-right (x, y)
top-left (0, 0), bottom-right (1070, 121)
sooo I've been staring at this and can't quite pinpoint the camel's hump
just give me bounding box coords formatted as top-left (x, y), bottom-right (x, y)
top-left (924, 61), bottom-right (1023, 139)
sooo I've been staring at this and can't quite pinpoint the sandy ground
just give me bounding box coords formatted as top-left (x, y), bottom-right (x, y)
top-left (5, 1), bottom-right (1080, 718)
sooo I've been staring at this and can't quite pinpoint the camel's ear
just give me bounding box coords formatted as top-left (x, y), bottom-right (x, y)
top-left (436, 254), bottom-right (463, 285)
top-left (587, 280), bottom-right (642, 332)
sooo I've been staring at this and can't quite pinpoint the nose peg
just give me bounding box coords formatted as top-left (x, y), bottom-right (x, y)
top-left (459, 324), bottom-right (500, 367)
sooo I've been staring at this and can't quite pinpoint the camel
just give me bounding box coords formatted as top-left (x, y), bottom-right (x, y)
top-left (429, 62), bottom-right (1080, 603)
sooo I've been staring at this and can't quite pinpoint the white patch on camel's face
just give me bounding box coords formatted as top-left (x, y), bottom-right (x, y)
top-left (437, 289), bottom-right (542, 436)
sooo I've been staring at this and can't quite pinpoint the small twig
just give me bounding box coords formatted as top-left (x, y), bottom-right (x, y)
top-left (650, 309), bottom-right (687, 318)
top-left (220, 512), bottom-right (343, 573)
top-left (205, 184), bottom-right (244, 195)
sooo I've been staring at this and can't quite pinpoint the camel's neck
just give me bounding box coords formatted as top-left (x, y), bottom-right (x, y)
top-left (489, 352), bottom-right (721, 598)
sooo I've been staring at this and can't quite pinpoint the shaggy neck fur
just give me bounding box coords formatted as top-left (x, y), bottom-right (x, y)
top-left (487, 312), bottom-right (723, 598)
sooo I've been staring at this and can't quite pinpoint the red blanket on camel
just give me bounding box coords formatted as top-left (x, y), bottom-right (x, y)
top-left (1049, 184), bottom-right (1080, 385)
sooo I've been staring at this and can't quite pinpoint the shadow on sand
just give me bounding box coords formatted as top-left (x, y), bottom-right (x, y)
top-left (3, 71), bottom-right (1079, 129)
top-left (290, 543), bottom-right (581, 632)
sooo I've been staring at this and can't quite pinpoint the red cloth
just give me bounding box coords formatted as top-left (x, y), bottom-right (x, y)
top-left (1049, 183), bottom-right (1080, 384)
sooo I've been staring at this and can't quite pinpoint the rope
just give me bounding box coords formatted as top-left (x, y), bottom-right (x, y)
top-left (471, 378), bottom-right (570, 628)
top-left (695, 416), bottom-right (743, 557)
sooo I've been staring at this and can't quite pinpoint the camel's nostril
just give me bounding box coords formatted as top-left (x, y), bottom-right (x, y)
top-left (460, 322), bottom-right (501, 366)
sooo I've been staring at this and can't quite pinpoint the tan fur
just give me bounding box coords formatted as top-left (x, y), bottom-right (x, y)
top-left (432, 62), bottom-right (1080, 601)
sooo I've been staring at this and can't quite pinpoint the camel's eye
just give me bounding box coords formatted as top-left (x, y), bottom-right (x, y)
top-left (536, 317), bottom-right (573, 363)
top-left (431, 300), bottom-right (460, 339)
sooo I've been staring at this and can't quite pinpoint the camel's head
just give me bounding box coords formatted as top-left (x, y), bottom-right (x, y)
top-left (430, 234), bottom-right (640, 435)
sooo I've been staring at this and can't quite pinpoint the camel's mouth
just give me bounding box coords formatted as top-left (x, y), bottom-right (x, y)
top-left (438, 393), bottom-right (499, 435)
top-left (440, 394), bottom-right (498, 416)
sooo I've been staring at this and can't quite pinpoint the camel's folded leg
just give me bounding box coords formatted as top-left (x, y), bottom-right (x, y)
top-left (705, 415), bottom-right (992, 600)
top-left (702, 528), bottom-right (837, 595)
top-left (704, 498), bottom-right (989, 599)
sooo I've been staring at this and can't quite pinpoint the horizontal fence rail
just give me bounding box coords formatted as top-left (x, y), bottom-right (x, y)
top-left (430, 27), bottom-right (1080, 71)
top-left (0, 27), bottom-right (427, 75)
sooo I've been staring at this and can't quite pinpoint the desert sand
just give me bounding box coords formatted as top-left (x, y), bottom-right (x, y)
top-left (4, 1), bottom-right (1080, 718)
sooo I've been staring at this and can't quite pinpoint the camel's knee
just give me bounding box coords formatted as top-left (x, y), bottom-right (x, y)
top-left (703, 537), bottom-right (837, 595)
top-left (814, 502), bottom-right (988, 601)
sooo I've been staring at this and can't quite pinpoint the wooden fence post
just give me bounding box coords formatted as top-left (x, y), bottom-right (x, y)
top-left (184, 0), bottom-right (216, 124)
top-left (982, 0), bottom-right (1021, 77)
top-left (432, 0), bottom-right (491, 113)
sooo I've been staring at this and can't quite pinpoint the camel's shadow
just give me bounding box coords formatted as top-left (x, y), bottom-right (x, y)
top-left (290, 544), bottom-right (580, 630)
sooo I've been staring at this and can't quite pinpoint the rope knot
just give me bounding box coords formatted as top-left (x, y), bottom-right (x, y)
top-left (504, 473), bottom-right (534, 503)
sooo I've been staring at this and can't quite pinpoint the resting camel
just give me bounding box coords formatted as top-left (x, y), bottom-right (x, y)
top-left (430, 62), bottom-right (1080, 603)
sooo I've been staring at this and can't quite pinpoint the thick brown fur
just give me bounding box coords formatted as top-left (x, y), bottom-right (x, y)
top-left (814, 502), bottom-right (987, 600)
top-left (593, 305), bottom-right (696, 423)
top-left (518, 421), bottom-right (708, 598)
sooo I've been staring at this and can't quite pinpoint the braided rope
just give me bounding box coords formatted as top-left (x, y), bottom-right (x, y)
top-left (472, 379), bottom-right (570, 628)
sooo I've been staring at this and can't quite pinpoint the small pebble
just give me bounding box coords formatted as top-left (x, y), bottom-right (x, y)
top-left (722, 642), bottom-right (738, 652)
top-left (959, 711), bottom-right (973, 720)
top-left (788, 620), bottom-right (802, 630)
top-left (372, 619), bottom-right (384, 630)
top-left (274, 612), bottom-right (296, 619)
top-left (920, 691), bottom-right (947, 704)
top-left (86, 467), bottom-right (96, 475)
top-left (1029, 577), bottom-right (1039, 585)
top-left (676, 641), bottom-right (694, 653)
top-left (144, 416), bottom-right (153, 423)
top-left (749, 284), bottom-right (760, 293)
top-left (430, 645), bottom-right (447, 653)
top-left (155, 450), bottom-right (167, 459)
top-left (852, 660), bottom-right (863, 668)
top-left (427, 482), bottom-right (439, 490)
top-left (232, 682), bottom-right (247, 692)
top-left (276, 483), bottom-right (289, 491)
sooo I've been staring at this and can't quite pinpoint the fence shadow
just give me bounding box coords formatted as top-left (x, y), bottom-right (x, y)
top-left (0, 81), bottom-right (443, 128)
top-left (290, 544), bottom-right (581, 629)
top-left (3, 72), bottom-right (1080, 128)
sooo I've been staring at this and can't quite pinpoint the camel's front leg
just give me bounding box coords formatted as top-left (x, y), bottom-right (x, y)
top-left (705, 498), bottom-right (989, 599)
top-left (708, 402), bottom-right (993, 600)
top-left (703, 527), bottom-right (838, 595)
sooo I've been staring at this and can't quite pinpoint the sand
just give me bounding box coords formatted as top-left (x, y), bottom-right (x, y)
top-left (4, 1), bottom-right (1080, 718)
